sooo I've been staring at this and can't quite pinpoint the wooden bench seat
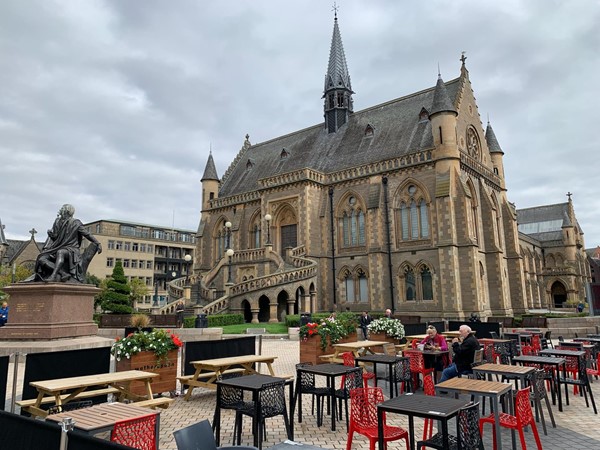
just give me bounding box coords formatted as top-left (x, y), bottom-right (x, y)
top-left (177, 368), bottom-right (246, 385)
top-left (134, 397), bottom-right (174, 409)
top-left (17, 387), bottom-right (121, 408)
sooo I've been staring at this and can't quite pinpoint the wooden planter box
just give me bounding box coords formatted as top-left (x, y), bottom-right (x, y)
top-left (299, 332), bottom-right (357, 365)
top-left (368, 332), bottom-right (400, 353)
top-left (115, 349), bottom-right (178, 395)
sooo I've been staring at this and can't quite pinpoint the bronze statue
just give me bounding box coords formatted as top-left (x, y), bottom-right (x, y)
top-left (27, 204), bottom-right (102, 283)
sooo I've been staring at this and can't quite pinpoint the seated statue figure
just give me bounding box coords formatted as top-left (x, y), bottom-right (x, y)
top-left (29, 204), bottom-right (102, 283)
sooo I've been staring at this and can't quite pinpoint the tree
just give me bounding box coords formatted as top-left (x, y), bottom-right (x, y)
top-left (130, 278), bottom-right (150, 309)
top-left (85, 272), bottom-right (106, 310)
top-left (0, 264), bottom-right (33, 300)
top-left (100, 261), bottom-right (133, 314)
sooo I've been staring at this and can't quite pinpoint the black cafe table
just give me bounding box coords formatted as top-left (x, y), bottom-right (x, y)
top-left (354, 354), bottom-right (409, 398)
top-left (215, 374), bottom-right (291, 448)
top-left (294, 363), bottom-right (354, 431)
top-left (377, 393), bottom-right (470, 450)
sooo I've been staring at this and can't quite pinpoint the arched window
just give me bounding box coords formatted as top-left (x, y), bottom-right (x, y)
top-left (344, 272), bottom-right (355, 302)
top-left (253, 224), bottom-right (261, 249)
top-left (396, 184), bottom-right (430, 241)
top-left (466, 182), bottom-right (479, 241)
top-left (357, 269), bottom-right (368, 303)
top-left (405, 267), bottom-right (416, 301)
top-left (421, 267), bottom-right (433, 300)
top-left (339, 195), bottom-right (366, 248)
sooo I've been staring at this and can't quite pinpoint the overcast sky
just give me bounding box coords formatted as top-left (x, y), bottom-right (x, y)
top-left (2, 1), bottom-right (599, 248)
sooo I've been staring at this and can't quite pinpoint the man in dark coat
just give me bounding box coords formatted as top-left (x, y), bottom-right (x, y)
top-left (359, 310), bottom-right (372, 340)
top-left (439, 324), bottom-right (480, 382)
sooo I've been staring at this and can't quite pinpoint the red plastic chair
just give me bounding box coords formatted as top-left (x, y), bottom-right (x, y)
top-left (342, 352), bottom-right (375, 388)
top-left (557, 345), bottom-right (581, 394)
top-left (411, 339), bottom-right (419, 349)
top-left (479, 388), bottom-right (542, 450)
top-left (346, 387), bottom-right (409, 450)
top-left (531, 335), bottom-right (542, 355)
top-left (586, 353), bottom-right (600, 379)
top-left (520, 344), bottom-right (533, 356)
top-left (421, 375), bottom-right (436, 444)
top-left (404, 350), bottom-right (434, 391)
top-left (111, 413), bottom-right (157, 450)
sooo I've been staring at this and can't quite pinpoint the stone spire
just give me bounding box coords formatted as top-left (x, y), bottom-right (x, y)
top-left (485, 121), bottom-right (504, 154)
top-left (323, 12), bottom-right (354, 133)
top-left (201, 151), bottom-right (219, 182)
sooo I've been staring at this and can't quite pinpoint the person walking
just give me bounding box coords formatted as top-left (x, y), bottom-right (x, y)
top-left (438, 324), bottom-right (479, 382)
top-left (360, 310), bottom-right (372, 340)
top-left (175, 300), bottom-right (185, 328)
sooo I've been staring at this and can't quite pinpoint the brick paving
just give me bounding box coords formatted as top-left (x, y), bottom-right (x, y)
top-left (8, 338), bottom-right (600, 449)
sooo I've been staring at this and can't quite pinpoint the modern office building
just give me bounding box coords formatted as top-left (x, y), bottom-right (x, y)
top-left (83, 220), bottom-right (195, 309)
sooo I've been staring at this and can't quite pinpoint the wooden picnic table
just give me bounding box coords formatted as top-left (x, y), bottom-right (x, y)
top-left (19, 370), bottom-right (159, 419)
top-left (179, 354), bottom-right (278, 400)
top-left (328, 340), bottom-right (389, 362)
top-left (46, 402), bottom-right (161, 448)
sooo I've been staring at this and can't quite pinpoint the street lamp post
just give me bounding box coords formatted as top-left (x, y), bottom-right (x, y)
top-left (264, 214), bottom-right (272, 245)
top-left (225, 221), bottom-right (232, 252)
top-left (226, 248), bottom-right (235, 284)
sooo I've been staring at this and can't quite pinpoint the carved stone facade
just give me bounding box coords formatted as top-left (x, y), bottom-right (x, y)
top-left (192, 17), bottom-right (590, 322)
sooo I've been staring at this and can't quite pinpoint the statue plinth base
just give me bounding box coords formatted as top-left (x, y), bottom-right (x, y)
top-left (0, 283), bottom-right (99, 341)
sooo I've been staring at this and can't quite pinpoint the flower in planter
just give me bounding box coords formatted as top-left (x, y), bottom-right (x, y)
top-left (299, 316), bottom-right (355, 351)
top-left (111, 328), bottom-right (183, 362)
top-left (367, 317), bottom-right (405, 339)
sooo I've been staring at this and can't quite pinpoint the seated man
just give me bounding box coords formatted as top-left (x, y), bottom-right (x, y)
top-left (31, 204), bottom-right (102, 283)
top-left (438, 324), bottom-right (479, 382)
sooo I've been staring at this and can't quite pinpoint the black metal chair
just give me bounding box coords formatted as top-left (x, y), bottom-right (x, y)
top-left (213, 377), bottom-right (245, 445)
top-left (295, 362), bottom-right (330, 426)
top-left (529, 368), bottom-right (556, 435)
top-left (332, 367), bottom-right (363, 430)
top-left (174, 419), bottom-right (257, 450)
top-left (235, 380), bottom-right (291, 449)
top-left (392, 356), bottom-right (412, 396)
top-left (559, 353), bottom-right (597, 414)
top-left (416, 401), bottom-right (484, 450)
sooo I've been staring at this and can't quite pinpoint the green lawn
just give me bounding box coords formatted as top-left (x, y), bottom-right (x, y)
top-left (221, 323), bottom-right (289, 334)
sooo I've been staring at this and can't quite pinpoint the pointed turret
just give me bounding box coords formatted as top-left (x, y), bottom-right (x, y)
top-left (201, 152), bottom-right (219, 212)
top-left (323, 12), bottom-right (353, 133)
top-left (485, 122), bottom-right (503, 155)
top-left (486, 120), bottom-right (506, 184)
top-left (430, 73), bottom-right (458, 157)
top-left (431, 75), bottom-right (457, 116)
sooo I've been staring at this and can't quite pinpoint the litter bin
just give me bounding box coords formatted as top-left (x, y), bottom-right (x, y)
top-left (195, 313), bottom-right (208, 328)
top-left (300, 312), bottom-right (312, 327)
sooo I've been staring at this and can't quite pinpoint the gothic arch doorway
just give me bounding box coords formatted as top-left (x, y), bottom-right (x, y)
top-left (258, 295), bottom-right (270, 322)
top-left (276, 205), bottom-right (298, 256)
top-left (551, 281), bottom-right (567, 308)
top-left (277, 291), bottom-right (289, 322)
top-left (241, 299), bottom-right (252, 323)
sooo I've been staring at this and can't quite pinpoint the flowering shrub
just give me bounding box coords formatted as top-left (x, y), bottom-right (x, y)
top-left (300, 316), bottom-right (354, 351)
top-left (111, 328), bottom-right (183, 363)
top-left (367, 317), bottom-right (405, 339)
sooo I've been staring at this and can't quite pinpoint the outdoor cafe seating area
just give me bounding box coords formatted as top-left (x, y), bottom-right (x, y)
top-left (2, 324), bottom-right (600, 450)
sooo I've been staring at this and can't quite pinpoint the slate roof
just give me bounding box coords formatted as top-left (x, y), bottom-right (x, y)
top-left (517, 202), bottom-right (583, 242)
top-left (324, 16), bottom-right (352, 94)
top-left (485, 122), bottom-right (503, 154)
top-left (219, 77), bottom-right (462, 197)
top-left (201, 152), bottom-right (219, 182)
top-left (431, 76), bottom-right (457, 115)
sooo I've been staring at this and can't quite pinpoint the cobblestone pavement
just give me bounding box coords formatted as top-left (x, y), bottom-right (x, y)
top-left (8, 339), bottom-right (600, 449)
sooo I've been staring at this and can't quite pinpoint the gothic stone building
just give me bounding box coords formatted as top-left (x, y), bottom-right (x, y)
top-left (192, 16), bottom-right (589, 323)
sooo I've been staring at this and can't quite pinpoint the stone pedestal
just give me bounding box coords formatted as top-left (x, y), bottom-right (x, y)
top-left (0, 283), bottom-right (99, 340)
